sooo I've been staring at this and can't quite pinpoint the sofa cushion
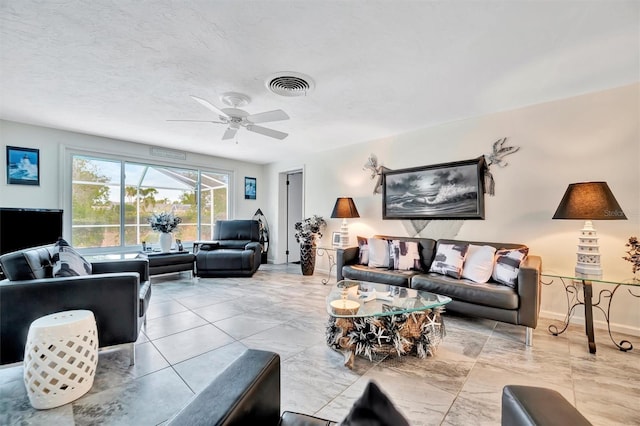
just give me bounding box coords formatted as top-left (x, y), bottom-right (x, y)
top-left (493, 248), bottom-right (529, 288)
top-left (389, 240), bottom-right (423, 271)
top-left (341, 381), bottom-right (410, 426)
top-left (0, 245), bottom-right (55, 281)
top-left (198, 249), bottom-right (255, 271)
top-left (461, 244), bottom-right (496, 283)
top-left (213, 219), bottom-right (260, 241)
top-left (429, 242), bottom-right (469, 279)
top-left (52, 238), bottom-right (92, 277)
top-left (341, 265), bottom-right (417, 288)
top-left (217, 240), bottom-right (252, 250)
top-left (357, 236), bottom-right (369, 265)
top-left (367, 237), bottom-right (390, 268)
top-left (411, 273), bottom-right (519, 310)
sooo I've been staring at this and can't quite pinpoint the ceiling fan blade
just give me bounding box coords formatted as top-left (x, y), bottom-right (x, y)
top-left (246, 109), bottom-right (289, 124)
top-left (190, 95), bottom-right (231, 119)
top-left (222, 127), bottom-right (238, 140)
top-left (246, 124), bottom-right (288, 140)
top-left (166, 119), bottom-right (226, 124)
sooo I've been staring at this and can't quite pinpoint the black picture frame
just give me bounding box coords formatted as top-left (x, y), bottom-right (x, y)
top-left (6, 146), bottom-right (40, 186)
top-left (382, 156), bottom-right (486, 220)
top-left (244, 177), bottom-right (257, 200)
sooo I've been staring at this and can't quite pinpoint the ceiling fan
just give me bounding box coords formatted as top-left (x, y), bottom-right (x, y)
top-left (168, 92), bottom-right (289, 140)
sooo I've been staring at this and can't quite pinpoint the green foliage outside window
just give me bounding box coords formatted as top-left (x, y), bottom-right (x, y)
top-left (71, 155), bottom-right (228, 249)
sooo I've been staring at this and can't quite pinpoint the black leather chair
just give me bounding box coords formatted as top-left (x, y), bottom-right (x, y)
top-left (167, 349), bottom-right (334, 425)
top-left (502, 385), bottom-right (592, 425)
top-left (0, 245), bottom-right (150, 366)
top-left (194, 220), bottom-right (262, 277)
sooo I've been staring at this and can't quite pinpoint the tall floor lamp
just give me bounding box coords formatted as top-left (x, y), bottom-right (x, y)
top-left (331, 197), bottom-right (360, 248)
top-left (553, 181), bottom-right (627, 277)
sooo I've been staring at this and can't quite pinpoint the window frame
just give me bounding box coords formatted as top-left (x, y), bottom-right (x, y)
top-left (63, 146), bottom-right (233, 255)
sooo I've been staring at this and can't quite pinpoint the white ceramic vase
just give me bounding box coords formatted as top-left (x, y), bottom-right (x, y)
top-left (159, 232), bottom-right (172, 253)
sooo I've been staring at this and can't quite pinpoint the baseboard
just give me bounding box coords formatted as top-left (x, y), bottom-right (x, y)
top-left (540, 309), bottom-right (640, 337)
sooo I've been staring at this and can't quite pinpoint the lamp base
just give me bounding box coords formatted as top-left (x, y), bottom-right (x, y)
top-left (339, 219), bottom-right (349, 248)
top-left (575, 220), bottom-right (602, 278)
top-left (575, 265), bottom-right (602, 279)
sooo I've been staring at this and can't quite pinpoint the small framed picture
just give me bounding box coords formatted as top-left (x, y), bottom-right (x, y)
top-left (244, 177), bottom-right (256, 200)
top-left (332, 231), bottom-right (341, 246)
top-left (6, 146), bottom-right (40, 186)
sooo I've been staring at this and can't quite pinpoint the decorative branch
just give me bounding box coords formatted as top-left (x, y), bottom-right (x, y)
top-left (486, 137), bottom-right (520, 168)
top-left (484, 137), bottom-right (520, 196)
top-left (363, 153), bottom-right (390, 195)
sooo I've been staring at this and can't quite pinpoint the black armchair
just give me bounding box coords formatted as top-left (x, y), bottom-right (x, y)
top-left (194, 219), bottom-right (262, 277)
top-left (167, 349), bottom-right (334, 425)
top-left (0, 245), bottom-right (150, 366)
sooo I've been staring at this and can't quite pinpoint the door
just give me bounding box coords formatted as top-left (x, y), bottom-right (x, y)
top-left (286, 172), bottom-right (303, 263)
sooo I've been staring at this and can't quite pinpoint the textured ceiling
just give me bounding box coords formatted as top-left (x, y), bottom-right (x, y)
top-left (1, 1), bottom-right (638, 164)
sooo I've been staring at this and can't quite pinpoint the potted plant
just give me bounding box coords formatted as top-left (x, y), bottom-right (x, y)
top-left (148, 211), bottom-right (182, 252)
top-left (294, 215), bottom-right (326, 275)
top-left (623, 236), bottom-right (640, 279)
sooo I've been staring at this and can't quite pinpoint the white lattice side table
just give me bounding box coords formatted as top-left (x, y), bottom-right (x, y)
top-left (23, 310), bottom-right (98, 409)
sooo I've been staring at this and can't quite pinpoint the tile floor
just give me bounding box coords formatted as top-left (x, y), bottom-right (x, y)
top-left (1, 264), bottom-right (639, 425)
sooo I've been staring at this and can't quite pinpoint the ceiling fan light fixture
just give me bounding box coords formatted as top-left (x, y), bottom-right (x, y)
top-left (220, 92), bottom-right (251, 108)
top-left (266, 72), bottom-right (315, 97)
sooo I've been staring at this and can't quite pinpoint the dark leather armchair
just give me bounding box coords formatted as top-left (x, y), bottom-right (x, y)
top-left (167, 349), bottom-right (335, 425)
top-left (194, 219), bottom-right (262, 277)
top-left (0, 245), bottom-right (151, 366)
top-left (502, 385), bottom-right (592, 425)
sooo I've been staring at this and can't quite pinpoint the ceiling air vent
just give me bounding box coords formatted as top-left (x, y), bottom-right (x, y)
top-left (266, 72), bottom-right (315, 97)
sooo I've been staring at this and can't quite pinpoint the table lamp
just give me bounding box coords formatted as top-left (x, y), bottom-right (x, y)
top-left (553, 182), bottom-right (627, 277)
top-left (330, 197), bottom-right (360, 248)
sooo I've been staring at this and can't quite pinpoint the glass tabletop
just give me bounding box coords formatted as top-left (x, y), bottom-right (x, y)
top-left (326, 280), bottom-right (452, 318)
top-left (541, 272), bottom-right (639, 287)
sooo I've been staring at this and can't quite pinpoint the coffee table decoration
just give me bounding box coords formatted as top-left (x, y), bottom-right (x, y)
top-left (326, 280), bottom-right (450, 368)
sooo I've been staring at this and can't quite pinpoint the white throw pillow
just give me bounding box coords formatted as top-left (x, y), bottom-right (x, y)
top-left (461, 244), bottom-right (496, 283)
top-left (367, 237), bottom-right (390, 268)
top-left (428, 242), bottom-right (469, 279)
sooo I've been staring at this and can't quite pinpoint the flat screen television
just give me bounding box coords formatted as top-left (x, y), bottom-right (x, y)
top-left (0, 208), bottom-right (63, 255)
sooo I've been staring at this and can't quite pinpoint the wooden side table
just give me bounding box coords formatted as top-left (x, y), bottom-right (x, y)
top-left (23, 310), bottom-right (98, 409)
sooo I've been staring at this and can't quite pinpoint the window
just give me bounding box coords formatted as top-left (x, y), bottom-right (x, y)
top-left (71, 155), bottom-right (229, 249)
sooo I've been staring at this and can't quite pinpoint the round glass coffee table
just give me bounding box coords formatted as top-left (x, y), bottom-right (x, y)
top-left (326, 280), bottom-right (452, 368)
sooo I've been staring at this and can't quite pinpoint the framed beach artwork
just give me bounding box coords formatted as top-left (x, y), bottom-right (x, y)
top-left (244, 177), bottom-right (257, 199)
top-left (382, 157), bottom-right (486, 220)
top-left (6, 146), bottom-right (40, 186)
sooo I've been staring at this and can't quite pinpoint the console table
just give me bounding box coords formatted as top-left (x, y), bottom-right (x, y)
top-left (315, 246), bottom-right (337, 285)
top-left (542, 273), bottom-right (639, 353)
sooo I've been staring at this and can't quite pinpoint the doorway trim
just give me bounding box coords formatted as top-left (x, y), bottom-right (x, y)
top-left (276, 165), bottom-right (305, 264)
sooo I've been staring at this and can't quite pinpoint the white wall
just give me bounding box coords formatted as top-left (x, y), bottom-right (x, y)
top-left (0, 120), bottom-right (266, 237)
top-left (266, 83), bottom-right (640, 335)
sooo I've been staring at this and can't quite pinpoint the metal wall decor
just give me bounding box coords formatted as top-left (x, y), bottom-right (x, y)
top-left (483, 137), bottom-right (520, 196)
top-left (363, 154), bottom-right (389, 195)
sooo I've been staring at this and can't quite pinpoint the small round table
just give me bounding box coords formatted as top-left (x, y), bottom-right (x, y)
top-left (23, 310), bottom-right (98, 409)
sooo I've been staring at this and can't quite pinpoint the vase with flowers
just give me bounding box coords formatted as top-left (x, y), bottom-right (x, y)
top-left (294, 215), bottom-right (327, 275)
top-left (148, 211), bottom-right (182, 252)
top-left (623, 236), bottom-right (640, 280)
